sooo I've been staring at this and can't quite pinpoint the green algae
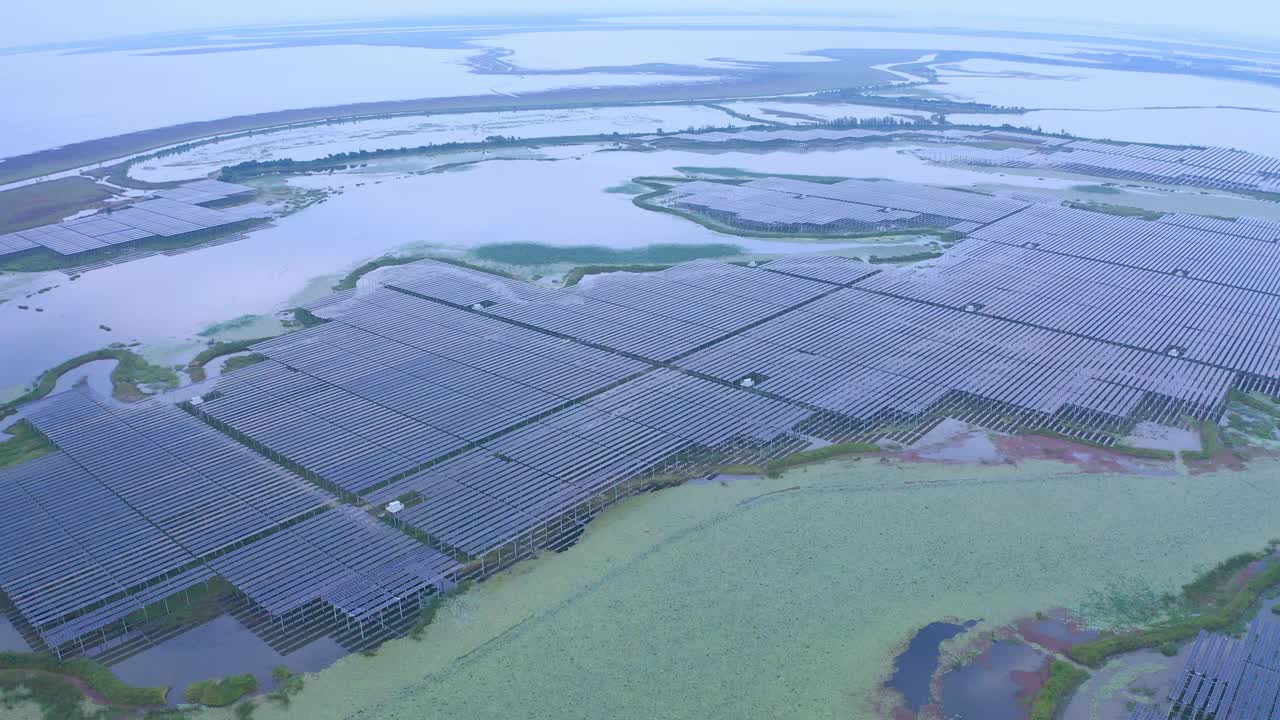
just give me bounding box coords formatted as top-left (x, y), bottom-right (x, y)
top-left (227, 457), bottom-right (1280, 720)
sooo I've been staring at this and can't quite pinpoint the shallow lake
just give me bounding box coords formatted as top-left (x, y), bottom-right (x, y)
top-left (0, 44), bottom-right (717, 158)
top-left (223, 456), bottom-right (1280, 720)
top-left (0, 140), bottom-right (1076, 395)
top-left (928, 57), bottom-right (1280, 111)
top-left (112, 615), bottom-right (348, 704)
top-left (950, 106), bottom-right (1280, 157)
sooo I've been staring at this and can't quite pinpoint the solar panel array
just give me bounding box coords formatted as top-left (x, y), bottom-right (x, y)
top-left (0, 180), bottom-right (262, 258)
top-left (5, 387), bottom-right (466, 651)
top-left (0, 452), bottom-right (210, 649)
top-left (379, 258), bottom-right (557, 307)
top-left (917, 139), bottom-right (1280, 194)
top-left (486, 260), bottom-right (834, 362)
top-left (199, 287), bottom-right (648, 493)
top-left (210, 506), bottom-right (457, 620)
top-left (12, 190), bottom-right (1280, 654)
top-left (859, 240), bottom-right (1280, 381)
top-left (663, 176), bottom-right (1028, 235)
top-left (367, 369), bottom-right (809, 557)
top-left (153, 179), bottom-right (254, 205)
top-left (678, 288), bottom-right (1230, 426)
top-left (1130, 618), bottom-right (1280, 720)
top-left (760, 255), bottom-right (877, 286)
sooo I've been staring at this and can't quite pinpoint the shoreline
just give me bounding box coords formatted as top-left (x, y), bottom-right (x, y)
top-left (5, 431), bottom-right (1278, 718)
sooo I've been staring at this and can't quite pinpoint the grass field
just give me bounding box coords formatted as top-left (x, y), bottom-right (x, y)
top-left (0, 177), bottom-right (117, 235)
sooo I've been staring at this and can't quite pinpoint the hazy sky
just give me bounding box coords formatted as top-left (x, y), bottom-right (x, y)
top-left (3, 0), bottom-right (1278, 47)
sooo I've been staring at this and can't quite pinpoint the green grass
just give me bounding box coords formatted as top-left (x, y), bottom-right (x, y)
top-left (0, 177), bottom-right (118, 235)
top-left (672, 166), bottom-right (850, 185)
top-left (190, 338), bottom-right (277, 368)
top-left (265, 666), bottom-right (304, 707)
top-left (1072, 184), bottom-right (1122, 194)
top-left (122, 577), bottom-right (232, 633)
top-left (110, 351), bottom-right (179, 402)
top-left (1069, 553), bottom-right (1280, 667)
top-left (0, 668), bottom-right (100, 720)
top-left (1029, 660), bottom-right (1089, 720)
top-left (0, 347), bottom-right (180, 416)
top-left (0, 652), bottom-right (167, 706)
top-left (714, 464), bottom-right (766, 475)
top-left (290, 308), bottom-right (329, 328)
top-left (0, 421), bottom-right (54, 470)
top-left (604, 181), bottom-right (650, 194)
top-left (334, 255), bottom-right (424, 291)
top-left (472, 241), bottom-right (742, 267)
top-left (222, 354), bottom-right (267, 375)
top-left (1182, 420), bottom-right (1222, 461)
top-left (1064, 201), bottom-right (1164, 221)
top-left (184, 674), bottom-right (258, 707)
top-left (1181, 551), bottom-right (1266, 604)
top-left (868, 250), bottom-right (944, 264)
top-left (765, 442), bottom-right (879, 476)
top-left (562, 264), bottom-right (672, 287)
top-left (335, 254), bottom-right (519, 291)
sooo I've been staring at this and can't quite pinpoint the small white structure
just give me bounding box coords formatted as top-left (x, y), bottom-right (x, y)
top-left (386, 500), bottom-right (405, 514)
top-left (740, 377), bottom-right (756, 388)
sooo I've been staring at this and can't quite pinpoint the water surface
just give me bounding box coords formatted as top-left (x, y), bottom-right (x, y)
top-left (231, 457), bottom-right (1280, 720)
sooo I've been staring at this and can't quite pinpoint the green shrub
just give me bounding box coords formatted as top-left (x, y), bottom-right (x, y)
top-left (765, 442), bottom-right (878, 476)
top-left (266, 666), bottom-right (304, 706)
top-left (184, 673), bottom-right (258, 707)
top-left (1159, 641), bottom-right (1179, 657)
top-left (0, 421), bottom-right (54, 470)
top-left (1030, 660), bottom-right (1089, 720)
top-left (222, 353), bottom-right (267, 375)
top-left (1069, 559), bottom-right (1280, 667)
top-left (0, 652), bottom-right (167, 705)
top-left (1182, 551), bottom-right (1264, 602)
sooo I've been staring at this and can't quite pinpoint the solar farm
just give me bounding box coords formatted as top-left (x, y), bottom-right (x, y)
top-left (662, 176), bottom-right (1027, 234)
top-left (1129, 618), bottom-right (1280, 720)
top-left (5, 177), bottom-right (1280, 665)
top-left (0, 179), bottom-right (267, 259)
top-left (653, 125), bottom-right (1280, 196)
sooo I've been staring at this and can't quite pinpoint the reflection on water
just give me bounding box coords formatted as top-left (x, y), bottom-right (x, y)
top-left (111, 615), bottom-right (347, 705)
top-left (939, 640), bottom-right (1045, 720)
top-left (886, 620), bottom-right (977, 711)
top-left (0, 614), bottom-right (30, 653)
top-left (0, 142), bottom-right (1025, 392)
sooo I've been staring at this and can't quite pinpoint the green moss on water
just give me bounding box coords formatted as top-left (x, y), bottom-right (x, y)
top-left (471, 242), bottom-right (742, 267)
top-left (604, 181), bottom-right (650, 194)
top-left (184, 674), bottom-right (257, 707)
top-left (198, 315), bottom-right (264, 338)
top-left (241, 457), bottom-right (1280, 720)
top-left (1072, 184), bottom-right (1122, 194)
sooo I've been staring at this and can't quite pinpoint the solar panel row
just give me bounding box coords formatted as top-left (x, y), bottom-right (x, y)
top-left (0, 180), bottom-right (262, 258)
